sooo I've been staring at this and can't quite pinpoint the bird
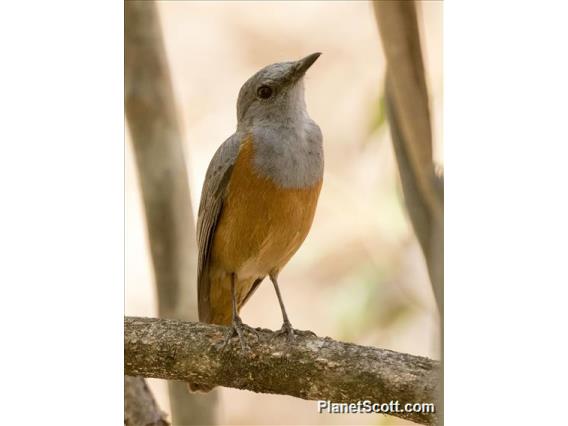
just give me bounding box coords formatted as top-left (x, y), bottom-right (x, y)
top-left (195, 52), bottom-right (324, 363)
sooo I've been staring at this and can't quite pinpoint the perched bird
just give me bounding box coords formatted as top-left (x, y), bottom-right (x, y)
top-left (196, 52), bottom-right (323, 356)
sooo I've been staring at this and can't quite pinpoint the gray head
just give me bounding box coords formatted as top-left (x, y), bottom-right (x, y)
top-left (236, 52), bottom-right (321, 130)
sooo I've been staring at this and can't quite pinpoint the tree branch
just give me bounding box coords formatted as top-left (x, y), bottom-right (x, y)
top-left (125, 0), bottom-right (198, 323)
top-left (125, 317), bottom-right (440, 425)
top-left (373, 1), bottom-right (443, 221)
top-left (125, 1), bottom-right (217, 423)
top-left (373, 1), bottom-right (444, 312)
top-left (125, 376), bottom-right (169, 426)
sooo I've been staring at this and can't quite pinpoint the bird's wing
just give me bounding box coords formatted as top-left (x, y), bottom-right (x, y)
top-left (197, 134), bottom-right (241, 322)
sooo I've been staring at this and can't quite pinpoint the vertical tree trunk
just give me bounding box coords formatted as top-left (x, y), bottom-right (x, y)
top-left (125, 1), bottom-right (217, 424)
top-left (373, 1), bottom-right (444, 422)
top-left (373, 0), bottom-right (444, 312)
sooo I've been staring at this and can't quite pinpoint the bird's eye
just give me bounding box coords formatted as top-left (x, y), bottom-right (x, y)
top-left (256, 85), bottom-right (273, 99)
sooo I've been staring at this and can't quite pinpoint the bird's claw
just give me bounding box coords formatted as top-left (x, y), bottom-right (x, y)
top-left (271, 321), bottom-right (317, 342)
top-left (217, 317), bottom-right (259, 352)
top-left (272, 320), bottom-right (296, 342)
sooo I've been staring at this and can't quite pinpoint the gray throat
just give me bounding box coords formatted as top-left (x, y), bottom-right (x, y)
top-left (244, 118), bottom-right (324, 189)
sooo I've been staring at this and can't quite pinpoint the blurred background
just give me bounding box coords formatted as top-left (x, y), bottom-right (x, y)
top-left (126, 1), bottom-right (442, 425)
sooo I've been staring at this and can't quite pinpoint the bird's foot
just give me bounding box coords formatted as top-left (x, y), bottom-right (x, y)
top-left (271, 321), bottom-right (317, 342)
top-left (272, 319), bottom-right (296, 342)
top-left (217, 316), bottom-right (259, 352)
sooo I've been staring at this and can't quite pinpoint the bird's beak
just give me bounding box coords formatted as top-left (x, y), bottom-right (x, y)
top-left (292, 52), bottom-right (322, 80)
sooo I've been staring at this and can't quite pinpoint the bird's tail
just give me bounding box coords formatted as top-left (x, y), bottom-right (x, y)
top-left (188, 276), bottom-right (262, 392)
top-left (187, 274), bottom-right (234, 393)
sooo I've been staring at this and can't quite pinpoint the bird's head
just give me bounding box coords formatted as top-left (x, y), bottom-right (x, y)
top-left (236, 52), bottom-right (321, 129)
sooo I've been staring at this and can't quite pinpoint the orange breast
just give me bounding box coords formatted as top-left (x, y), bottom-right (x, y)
top-left (211, 135), bottom-right (322, 280)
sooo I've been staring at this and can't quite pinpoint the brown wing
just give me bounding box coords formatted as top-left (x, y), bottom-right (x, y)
top-left (197, 134), bottom-right (241, 322)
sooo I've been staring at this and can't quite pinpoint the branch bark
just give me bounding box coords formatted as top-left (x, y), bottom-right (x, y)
top-left (125, 317), bottom-right (440, 425)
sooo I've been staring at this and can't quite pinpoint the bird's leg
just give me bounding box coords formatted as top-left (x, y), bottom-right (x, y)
top-left (269, 273), bottom-right (296, 341)
top-left (220, 273), bottom-right (257, 351)
top-left (269, 273), bottom-right (317, 341)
